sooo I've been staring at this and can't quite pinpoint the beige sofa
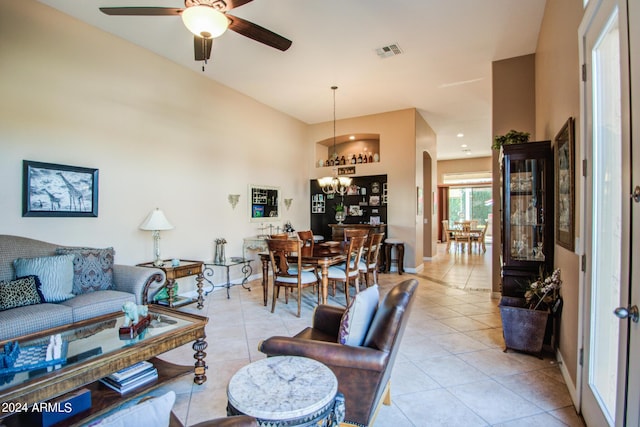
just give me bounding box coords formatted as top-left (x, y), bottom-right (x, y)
top-left (0, 234), bottom-right (165, 342)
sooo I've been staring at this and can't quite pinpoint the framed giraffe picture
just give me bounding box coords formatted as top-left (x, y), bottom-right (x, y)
top-left (22, 160), bottom-right (99, 217)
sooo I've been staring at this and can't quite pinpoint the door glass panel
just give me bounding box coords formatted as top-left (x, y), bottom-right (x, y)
top-left (448, 186), bottom-right (492, 224)
top-left (590, 9), bottom-right (621, 424)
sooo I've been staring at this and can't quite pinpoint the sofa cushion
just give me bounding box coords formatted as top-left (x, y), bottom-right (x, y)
top-left (0, 303), bottom-right (74, 341)
top-left (0, 275), bottom-right (44, 311)
top-left (338, 284), bottom-right (379, 346)
top-left (55, 247), bottom-right (115, 295)
top-left (87, 391), bottom-right (175, 427)
top-left (13, 254), bottom-right (75, 302)
top-left (60, 290), bottom-right (135, 322)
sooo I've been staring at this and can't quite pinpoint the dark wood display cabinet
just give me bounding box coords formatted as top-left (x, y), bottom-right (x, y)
top-left (500, 141), bottom-right (554, 297)
top-left (310, 174), bottom-right (387, 242)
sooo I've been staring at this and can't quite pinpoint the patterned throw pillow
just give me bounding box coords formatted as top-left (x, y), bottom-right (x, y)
top-left (14, 254), bottom-right (75, 302)
top-left (0, 275), bottom-right (45, 311)
top-left (338, 284), bottom-right (379, 346)
top-left (55, 247), bottom-right (115, 295)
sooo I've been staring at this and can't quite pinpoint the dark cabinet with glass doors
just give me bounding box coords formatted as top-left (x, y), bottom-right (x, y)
top-left (501, 141), bottom-right (554, 297)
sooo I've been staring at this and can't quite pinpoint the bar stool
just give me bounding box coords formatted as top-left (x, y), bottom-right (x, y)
top-left (384, 238), bottom-right (404, 274)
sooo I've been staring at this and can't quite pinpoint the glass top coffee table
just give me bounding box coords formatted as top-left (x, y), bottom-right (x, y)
top-left (0, 305), bottom-right (207, 424)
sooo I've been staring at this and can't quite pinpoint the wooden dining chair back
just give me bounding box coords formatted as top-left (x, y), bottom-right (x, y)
top-left (328, 235), bottom-right (366, 306)
top-left (270, 233), bottom-right (289, 239)
top-left (297, 230), bottom-right (314, 249)
top-left (343, 228), bottom-right (369, 241)
top-left (267, 238), bottom-right (319, 317)
top-left (360, 232), bottom-right (384, 287)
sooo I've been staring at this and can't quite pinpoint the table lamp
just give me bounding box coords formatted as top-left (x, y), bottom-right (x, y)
top-left (139, 208), bottom-right (174, 267)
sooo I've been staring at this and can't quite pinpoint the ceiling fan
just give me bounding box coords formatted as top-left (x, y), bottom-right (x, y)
top-left (99, 0), bottom-right (292, 62)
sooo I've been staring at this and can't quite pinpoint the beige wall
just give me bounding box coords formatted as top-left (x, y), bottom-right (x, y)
top-left (416, 111), bottom-right (438, 260)
top-left (437, 157), bottom-right (492, 185)
top-left (308, 108), bottom-right (435, 271)
top-left (0, 1), bottom-right (309, 290)
top-left (491, 54), bottom-right (537, 296)
top-left (535, 0), bottom-right (584, 393)
top-left (490, 0), bottom-right (585, 401)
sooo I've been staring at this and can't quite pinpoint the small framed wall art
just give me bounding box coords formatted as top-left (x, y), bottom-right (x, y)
top-left (554, 117), bottom-right (575, 251)
top-left (23, 160), bottom-right (99, 217)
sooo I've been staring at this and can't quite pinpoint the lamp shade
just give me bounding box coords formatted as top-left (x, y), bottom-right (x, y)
top-left (139, 208), bottom-right (174, 231)
top-left (181, 5), bottom-right (229, 39)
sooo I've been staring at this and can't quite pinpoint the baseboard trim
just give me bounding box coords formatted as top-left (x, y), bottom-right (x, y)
top-left (556, 349), bottom-right (580, 408)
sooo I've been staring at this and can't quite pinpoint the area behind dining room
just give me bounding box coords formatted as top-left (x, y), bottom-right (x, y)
top-left (152, 256), bottom-right (583, 426)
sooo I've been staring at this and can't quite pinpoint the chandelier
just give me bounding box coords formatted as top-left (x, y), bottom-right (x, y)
top-left (318, 86), bottom-right (352, 195)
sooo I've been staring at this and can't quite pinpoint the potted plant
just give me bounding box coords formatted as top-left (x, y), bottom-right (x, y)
top-left (492, 129), bottom-right (531, 150)
top-left (334, 202), bottom-right (346, 224)
top-left (499, 268), bottom-right (562, 357)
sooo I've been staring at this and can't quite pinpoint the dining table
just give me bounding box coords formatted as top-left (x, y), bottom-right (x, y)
top-left (258, 241), bottom-right (348, 306)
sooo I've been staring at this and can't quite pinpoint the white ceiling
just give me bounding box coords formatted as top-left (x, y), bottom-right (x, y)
top-left (37, 0), bottom-right (546, 160)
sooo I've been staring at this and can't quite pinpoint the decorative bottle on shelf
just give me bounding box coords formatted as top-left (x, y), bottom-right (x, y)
top-left (340, 155), bottom-right (346, 165)
top-left (357, 153), bottom-right (363, 163)
top-left (351, 154), bottom-right (357, 164)
top-left (373, 153), bottom-right (379, 162)
top-left (363, 154), bottom-right (368, 163)
top-left (369, 154), bottom-right (373, 163)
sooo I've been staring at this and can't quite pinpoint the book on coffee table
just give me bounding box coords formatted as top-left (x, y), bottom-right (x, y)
top-left (100, 367), bottom-right (158, 394)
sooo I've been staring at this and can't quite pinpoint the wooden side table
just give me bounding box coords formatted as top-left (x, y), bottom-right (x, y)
top-left (137, 259), bottom-right (205, 309)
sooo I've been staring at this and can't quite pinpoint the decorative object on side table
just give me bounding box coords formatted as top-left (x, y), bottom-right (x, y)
top-left (214, 238), bottom-right (227, 264)
top-left (500, 268), bottom-right (563, 357)
top-left (139, 208), bottom-right (174, 267)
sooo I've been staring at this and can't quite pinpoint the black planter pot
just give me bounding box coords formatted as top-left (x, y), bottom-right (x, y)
top-left (499, 296), bottom-right (550, 357)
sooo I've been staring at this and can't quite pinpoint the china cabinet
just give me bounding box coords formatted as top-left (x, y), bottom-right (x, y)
top-left (501, 141), bottom-right (554, 297)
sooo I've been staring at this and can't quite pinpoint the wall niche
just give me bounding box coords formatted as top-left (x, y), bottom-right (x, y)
top-left (315, 133), bottom-right (380, 167)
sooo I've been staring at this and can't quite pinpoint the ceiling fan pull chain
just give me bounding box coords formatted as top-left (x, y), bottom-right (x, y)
top-left (202, 59), bottom-right (208, 72)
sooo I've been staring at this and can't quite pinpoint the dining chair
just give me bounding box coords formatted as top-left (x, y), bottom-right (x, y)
top-left (441, 220), bottom-right (454, 252)
top-left (328, 235), bottom-right (366, 306)
top-left (359, 232), bottom-right (384, 287)
top-left (453, 223), bottom-right (472, 253)
top-left (266, 238), bottom-right (319, 317)
top-left (471, 226), bottom-right (487, 253)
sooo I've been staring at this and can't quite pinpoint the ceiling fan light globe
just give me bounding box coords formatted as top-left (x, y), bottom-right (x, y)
top-left (181, 5), bottom-right (229, 39)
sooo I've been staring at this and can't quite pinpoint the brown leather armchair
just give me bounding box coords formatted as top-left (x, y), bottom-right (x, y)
top-left (258, 279), bottom-right (418, 426)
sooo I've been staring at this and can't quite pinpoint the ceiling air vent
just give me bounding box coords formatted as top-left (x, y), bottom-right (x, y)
top-left (375, 43), bottom-right (403, 58)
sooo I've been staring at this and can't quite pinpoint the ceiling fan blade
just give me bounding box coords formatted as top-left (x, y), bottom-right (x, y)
top-left (194, 36), bottom-right (213, 61)
top-left (227, 14), bottom-right (292, 51)
top-left (99, 7), bottom-right (182, 16)
top-left (223, 0), bottom-right (254, 11)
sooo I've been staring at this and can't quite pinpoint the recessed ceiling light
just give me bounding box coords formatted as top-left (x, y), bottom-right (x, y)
top-left (461, 144), bottom-right (468, 148)
top-left (466, 151), bottom-right (472, 155)
top-left (349, 135), bottom-right (355, 140)
top-left (457, 133), bottom-right (464, 138)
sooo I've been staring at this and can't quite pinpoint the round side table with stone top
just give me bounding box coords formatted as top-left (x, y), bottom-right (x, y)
top-left (227, 356), bottom-right (345, 426)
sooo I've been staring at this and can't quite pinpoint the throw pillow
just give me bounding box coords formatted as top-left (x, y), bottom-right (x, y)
top-left (55, 247), bottom-right (115, 294)
top-left (0, 275), bottom-right (44, 311)
top-left (13, 254), bottom-right (75, 302)
top-left (338, 284), bottom-right (379, 346)
top-left (87, 390), bottom-right (175, 427)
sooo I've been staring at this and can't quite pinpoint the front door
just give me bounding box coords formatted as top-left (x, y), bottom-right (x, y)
top-left (579, 0), bottom-right (640, 425)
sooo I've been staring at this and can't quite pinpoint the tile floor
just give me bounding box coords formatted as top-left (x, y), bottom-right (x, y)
top-left (154, 242), bottom-right (585, 426)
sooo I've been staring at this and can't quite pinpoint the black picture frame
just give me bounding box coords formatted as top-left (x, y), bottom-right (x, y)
top-left (554, 117), bottom-right (575, 251)
top-left (23, 160), bottom-right (99, 217)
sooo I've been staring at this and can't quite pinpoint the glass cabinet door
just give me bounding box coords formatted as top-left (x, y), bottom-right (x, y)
top-left (507, 157), bottom-right (547, 262)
